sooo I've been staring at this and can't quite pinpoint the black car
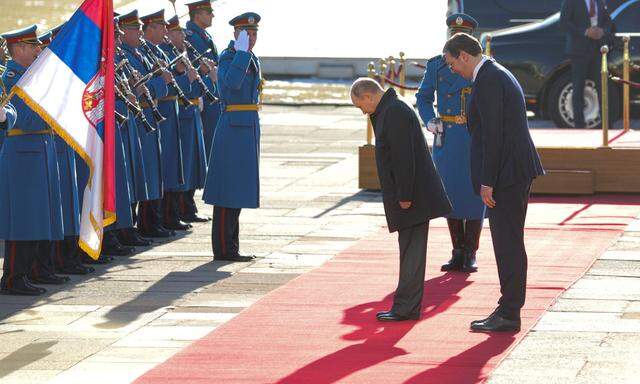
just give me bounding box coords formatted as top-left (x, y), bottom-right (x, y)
top-left (450, 0), bottom-right (628, 35)
top-left (481, 0), bottom-right (640, 128)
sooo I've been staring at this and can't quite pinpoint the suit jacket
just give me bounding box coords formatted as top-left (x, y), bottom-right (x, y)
top-left (371, 88), bottom-right (451, 232)
top-left (560, 0), bottom-right (613, 56)
top-left (468, 59), bottom-right (545, 194)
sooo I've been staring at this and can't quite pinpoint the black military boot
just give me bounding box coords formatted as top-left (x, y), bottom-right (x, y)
top-left (102, 231), bottom-right (135, 257)
top-left (462, 219), bottom-right (483, 273)
top-left (441, 219), bottom-right (466, 272)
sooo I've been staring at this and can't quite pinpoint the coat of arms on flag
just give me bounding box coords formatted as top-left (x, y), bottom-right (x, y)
top-left (7, 0), bottom-right (116, 259)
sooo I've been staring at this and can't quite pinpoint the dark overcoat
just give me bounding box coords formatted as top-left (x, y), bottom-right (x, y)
top-left (371, 88), bottom-right (452, 232)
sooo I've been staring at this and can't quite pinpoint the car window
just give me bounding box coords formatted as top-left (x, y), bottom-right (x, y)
top-left (612, 1), bottom-right (640, 32)
top-left (494, 0), bottom-right (563, 16)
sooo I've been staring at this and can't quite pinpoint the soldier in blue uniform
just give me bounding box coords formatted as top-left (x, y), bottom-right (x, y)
top-left (416, 14), bottom-right (485, 273)
top-left (141, 9), bottom-right (194, 232)
top-left (114, 16), bottom-right (152, 248)
top-left (203, 12), bottom-right (262, 262)
top-left (185, 0), bottom-right (221, 158)
top-left (163, 16), bottom-right (210, 224)
top-left (119, 10), bottom-right (175, 238)
top-left (39, 26), bottom-right (96, 273)
top-left (0, 26), bottom-right (67, 295)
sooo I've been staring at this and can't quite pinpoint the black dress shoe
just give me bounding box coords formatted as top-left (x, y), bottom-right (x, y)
top-left (102, 244), bottom-right (135, 257)
top-left (1, 277), bottom-right (47, 296)
top-left (215, 254), bottom-right (256, 262)
top-left (139, 228), bottom-right (173, 238)
top-left (118, 232), bottom-right (153, 246)
top-left (470, 313), bottom-right (521, 332)
top-left (164, 220), bottom-right (192, 231)
top-left (81, 254), bottom-right (113, 264)
top-left (181, 213), bottom-right (211, 223)
top-left (58, 263), bottom-right (95, 275)
top-left (441, 249), bottom-right (465, 272)
top-left (376, 311), bottom-right (420, 322)
top-left (30, 274), bottom-right (70, 285)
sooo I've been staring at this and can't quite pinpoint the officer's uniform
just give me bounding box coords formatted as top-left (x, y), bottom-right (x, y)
top-left (115, 40), bottom-right (152, 247)
top-left (140, 10), bottom-right (191, 232)
top-left (118, 11), bottom-right (171, 238)
top-left (0, 26), bottom-right (66, 295)
top-left (416, 14), bottom-right (485, 273)
top-left (185, 0), bottom-right (221, 158)
top-left (203, 12), bottom-right (261, 261)
top-left (161, 16), bottom-right (209, 224)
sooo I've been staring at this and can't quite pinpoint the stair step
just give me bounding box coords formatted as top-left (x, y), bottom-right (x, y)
top-left (532, 169), bottom-right (594, 195)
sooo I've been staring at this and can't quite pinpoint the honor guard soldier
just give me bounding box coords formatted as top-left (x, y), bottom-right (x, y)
top-left (0, 26), bottom-right (67, 295)
top-left (185, 0), bottom-right (220, 157)
top-left (162, 16), bottom-right (210, 224)
top-left (141, 9), bottom-right (194, 232)
top-left (202, 12), bottom-right (262, 262)
top-left (416, 13), bottom-right (485, 273)
top-left (119, 10), bottom-right (174, 238)
top-left (39, 25), bottom-right (95, 273)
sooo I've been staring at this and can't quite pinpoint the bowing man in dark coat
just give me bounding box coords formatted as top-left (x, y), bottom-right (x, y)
top-left (350, 79), bottom-right (452, 322)
top-left (443, 33), bottom-right (545, 332)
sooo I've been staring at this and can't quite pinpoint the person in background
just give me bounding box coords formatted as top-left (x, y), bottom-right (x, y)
top-left (416, 13), bottom-right (485, 274)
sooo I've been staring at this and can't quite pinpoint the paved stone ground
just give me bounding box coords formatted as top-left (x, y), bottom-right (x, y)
top-left (0, 105), bottom-right (638, 383)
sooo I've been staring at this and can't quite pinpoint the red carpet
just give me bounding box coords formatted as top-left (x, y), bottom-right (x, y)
top-left (136, 195), bottom-right (640, 384)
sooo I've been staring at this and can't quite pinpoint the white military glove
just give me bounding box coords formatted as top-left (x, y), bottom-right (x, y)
top-left (234, 30), bottom-right (250, 52)
top-left (0, 106), bottom-right (6, 123)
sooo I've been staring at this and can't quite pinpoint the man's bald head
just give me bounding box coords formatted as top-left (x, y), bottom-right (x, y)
top-left (350, 77), bottom-right (384, 114)
top-left (350, 77), bottom-right (384, 98)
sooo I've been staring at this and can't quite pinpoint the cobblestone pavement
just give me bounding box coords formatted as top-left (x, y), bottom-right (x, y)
top-left (0, 105), bottom-right (638, 383)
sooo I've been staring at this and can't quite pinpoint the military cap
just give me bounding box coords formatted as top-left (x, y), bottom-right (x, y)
top-left (166, 16), bottom-right (182, 31)
top-left (1, 25), bottom-right (42, 45)
top-left (39, 31), bottom-right (53, 47)
top-left (118, 10), bottom-right (142, 28)
top-left (185, 0), bottom-right (214, 12)
top-left (229, 12), bottom-right (260, 30)
top-left (49, 24), bottom-right (64, 40)
top-left (140, 9), bottom-right (169, 26)
top-left (446, 13), bottom-right (478, 33)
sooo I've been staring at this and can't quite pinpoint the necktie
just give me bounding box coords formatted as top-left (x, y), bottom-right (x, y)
top-left (589, 0), bottom-right (596, 18)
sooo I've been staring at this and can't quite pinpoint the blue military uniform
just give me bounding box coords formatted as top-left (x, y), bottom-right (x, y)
top-left (140, 10), bottom-right (191, 232)
top-left (203, 12), bottom-right (261, 261)
top-left (0, 26), bottom-right (67, 295)
top-left (416, 13), bottom-right (485, 273)
top-left (38, 25), bottom-right (87, 273)
top-left (118, 11), bottom-right (172, 237)
top-left (161, 15), bottom-right (209, 224)
top-left (185, 0), bottom-right (221, 157)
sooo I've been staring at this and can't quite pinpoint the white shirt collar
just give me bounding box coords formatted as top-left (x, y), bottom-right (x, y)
top-left (472, 55), bottom-right (488, 82)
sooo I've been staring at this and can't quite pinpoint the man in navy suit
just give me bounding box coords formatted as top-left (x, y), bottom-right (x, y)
top-left (560, 0), bottom-right (613, 128)
top-left (443, 33), bottom-right (545, 332)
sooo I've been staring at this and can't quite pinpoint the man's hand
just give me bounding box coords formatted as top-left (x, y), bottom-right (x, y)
top-left (586, 27), bottom-right (604, 40)
top-left (399, 201), bottom-right (412, 210)
top-left (134, 85), bottom-right (146, 97)
top-left (0, 106), bottom-right (6, 123)
top-left (234, 30), bottom-right (250, 52)
top-left (207, 64), bottom-right (218, 83)
top-left (480, 185), bottom-right (496, 208)
top-left (175, 61), bottom-right (187, 74)
top-left (160, 69), bottom-right (173, 84)
top-left (187, 67), bottom-right (198, 83)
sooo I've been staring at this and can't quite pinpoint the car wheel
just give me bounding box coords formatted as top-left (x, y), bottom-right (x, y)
top-left (547, 72), bottom-right (620, 129)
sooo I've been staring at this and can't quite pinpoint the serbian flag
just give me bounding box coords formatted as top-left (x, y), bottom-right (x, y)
top-left (10, 0), bottom-right (115, 259)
